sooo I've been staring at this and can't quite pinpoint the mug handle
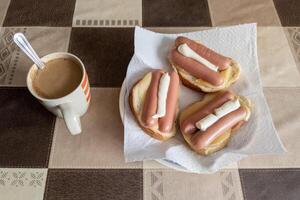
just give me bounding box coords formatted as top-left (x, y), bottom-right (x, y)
top-left (59, 103), bottom-right (81, 135)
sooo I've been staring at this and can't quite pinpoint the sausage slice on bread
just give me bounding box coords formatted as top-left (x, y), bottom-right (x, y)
top-left (169, 36), bottom-right (240, 92)
top-left (179, 90), bottom-right (252, 155)
top-left (129, 70), bottom-right (180, 141)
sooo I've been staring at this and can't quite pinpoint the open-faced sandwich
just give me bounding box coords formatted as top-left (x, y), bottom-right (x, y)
top-left (129, 69), bottom-right (180, 141)
top-left (179, 90), bottom-right (252, 155)
top-left (169, 36), bottom-right (240, 92)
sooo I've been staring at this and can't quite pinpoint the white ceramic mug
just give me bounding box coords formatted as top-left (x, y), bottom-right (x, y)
top-left (26, 52), bottom-right (91, 135)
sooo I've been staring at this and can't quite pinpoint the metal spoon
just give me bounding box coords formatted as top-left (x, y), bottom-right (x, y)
top-left (13, 32), bottom-right (45, 70)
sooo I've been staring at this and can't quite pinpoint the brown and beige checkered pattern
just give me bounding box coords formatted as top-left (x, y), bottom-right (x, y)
top-left (0, 0), bottom-right (300, 199)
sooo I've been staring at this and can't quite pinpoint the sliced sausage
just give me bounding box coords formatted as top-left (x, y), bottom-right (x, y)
top-left (175, 36), bottom-right (231, 70)
top-left (159, 71), bottom-right (179, 132)
top-left (141, 70), bottom-right (163, 127)
top-left (170, 49), bottom-right (224, 86)
top-left (180, 91), bottom-right (235, 134)
top-left (191, 107), bottom-right (247, 149)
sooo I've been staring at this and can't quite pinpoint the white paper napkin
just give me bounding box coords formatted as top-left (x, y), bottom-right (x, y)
top-left (123, 24), bottom-right (286, 173)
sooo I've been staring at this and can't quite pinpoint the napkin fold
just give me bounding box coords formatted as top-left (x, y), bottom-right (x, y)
top-left (124, 24), bottom-right (286, 173)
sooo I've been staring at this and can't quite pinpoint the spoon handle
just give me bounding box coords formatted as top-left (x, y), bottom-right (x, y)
top-left (13, 33), bottom-right (46, 69)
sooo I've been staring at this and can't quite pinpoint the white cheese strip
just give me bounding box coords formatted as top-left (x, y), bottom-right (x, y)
top-left (152, 73), bottom-right (170, 119)
top-left (177, 43), bottom-right (219, 72)
top-left (214, 99), bottom-right (240, 119)
top-left (195, 114), bottom-right (219, 131)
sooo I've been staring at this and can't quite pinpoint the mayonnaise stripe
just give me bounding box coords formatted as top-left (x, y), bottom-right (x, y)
top-left (152, 73), bottom-right (170, 119)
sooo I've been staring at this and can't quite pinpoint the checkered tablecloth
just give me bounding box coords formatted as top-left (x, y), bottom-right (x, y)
top-left (0, 0), bottom-right (300, 199)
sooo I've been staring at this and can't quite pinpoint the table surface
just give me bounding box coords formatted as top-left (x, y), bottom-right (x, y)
top-left (0, 0), bottom-right (300, 200)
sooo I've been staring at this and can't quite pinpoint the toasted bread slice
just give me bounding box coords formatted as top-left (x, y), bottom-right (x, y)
top-left (129, 72), bottom-right (178, 141)
top-left (169, 40), bottom-right (240, 93)
top-left (179, 91), bottom-right (252, 155)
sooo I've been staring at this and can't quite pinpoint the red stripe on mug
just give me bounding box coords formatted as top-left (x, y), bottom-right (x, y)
top-left (84, 83), bottom-right (89, 95)
top-left (81, 72), bottom-right (88, 89)
top-left (86, 92), bottom-right (91, 102)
